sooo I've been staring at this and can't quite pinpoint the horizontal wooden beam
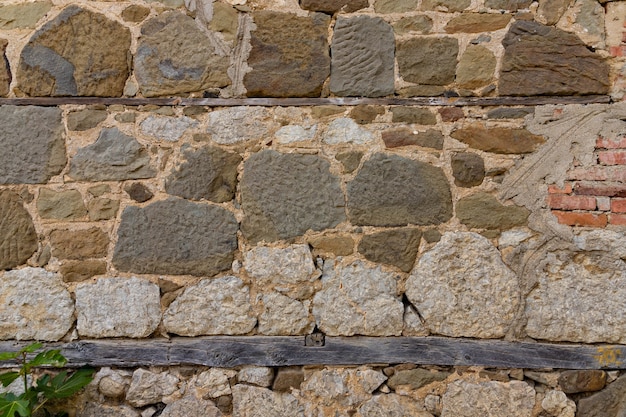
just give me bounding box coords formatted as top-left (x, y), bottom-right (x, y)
top-left (0, 95), bottom-right (611, 107)
top-left (0, 337), bottom-right (624, 370)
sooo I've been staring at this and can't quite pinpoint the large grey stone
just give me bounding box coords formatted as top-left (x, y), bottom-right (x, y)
top-left (397, 37), bottom-right (458, 85)
top-left (347, 153), bottom-right (452, 226)
top-left (441, 380), bottom-right (534, 417)
top-left (140, 116), bottom-right (198, 142)
top-left (163, 276), bottom-right (257, 336)
top-left (577, 374), bottom-right (626, 417)
top-left (0, 191), bottom-right (37, 270)
top-left (406, 232), bottom-right (520, 338)
top-left (0, 268), bottom-right (74, 341)
top-left (357, 394), bottom-right (433, 417)
top-left (160, 396), bottom-right (222, 417)
top-left (69, 128), bottom-right (155, 181)
top-left (135, 11), bottom-right (230, 97)
top-left (126, 369), bottom-right (179, 407)
top-left (166, 145), bottom-right (242, 202)
top-left (232, 385), bottom-right (303, 417)
top-left (206, 107), bottom-right (270, 144)
top-left (0, 106), bottom-right (65, 184)
top-left (301, 369), bottom-right (387, 408)
top-left (113, 198), bottom-right (238, 276)
top-left (313, 260), bottom-right (404, 336)
top-left (258, 293), bottom-right (314, 335)
top-left (358, 228), bottom-right (422, 272)
top-left (330, 16), bottom-right (395, 97)
top-left (245, 12), bottom-right (330, 97)
top-left (75, 278), bottom-right (161, 338)
top-left (241, 150), bottom-right (346, 243)
top-left (17, 6), bottom-right (130, 96)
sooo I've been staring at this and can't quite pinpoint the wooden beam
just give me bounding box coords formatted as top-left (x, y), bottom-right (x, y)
top-left (0, 95), bottom-right (611, 107)
top-left (0, 337), bottom-right (624, 370)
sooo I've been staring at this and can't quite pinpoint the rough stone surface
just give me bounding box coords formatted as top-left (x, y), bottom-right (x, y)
top-left (140, 115), bottom-right (198, 142)
top-left (209, 2), bottom-right (238, 42)
top-left (451, 152), bottom-right (485, 187)
top-left (558, 370), bottom-right (606, 394)
top-left (324, 118), bottom-right (375, 144)
top-left (445, 13), bottom-right (511, 33)
top-left (125, 183), bottom-right (154, 203)
top-left (421, 0), bottom-right (470, 11)
top-left (75, 278), bottom-right (160, 338)
top-left (358, 228), bottom-right (422, 272)
top-left (113, 198), bottom-right (238, 276)
top-left (301, 368), bottom-right (387, 407)
top-left (336, 151), bottom-right (363, 173)
top-left (0, 191), bottom-right (37, 270)
top-left (559, 0), bottom-right (605, 49)
top-left (121, 5), bottom-right (150, 23)
top-left (406, 232), bottom-right (520, 338)
top-left (499, 21), bottom-right (609, 96)
top-left (484, 0), bottom-right (532, 10)
top-left (195, 368), bottom-right (235, 398)
top-left (347, 153), bottom-right (452, 226)
top-left (245, 11), bottom-right (330, 97)
top-left (238, 367), bottom-right (275, 387)
top-left (439, 107), bottom-right (464, 122)
top-left (577, 374), bottom-right (626, 417)
top-left (87, 198), bottom-right (119, 221)
top-left (163, 276), bottom-right (257, 336)
top-left (0, 40), bottom-right (10, 97)
top-left (349, 105), bottom-right (384, 124)
top-left (313, 260), bottom-right (404, 336)
top-left (525, 250), bottom-right (626, 343)
top-left (37, 189), bottom-right (87, 220)
top-left (375, 0), bottom-right (418, 13)
top-left (258, 292), bottom-right (314, 335)
top-left (69, 128), bottom-right (155, 181)
top-left (403, 305), bottom-right (429, 336)
top-left (18, 6), bottom-right (130, 96)
top-left (397, 37), bottom-right (458, 85)
top-left (487, 107), bottom-right (533, 119)
top-left (67, 109), bottom-right (108, 131)
top-left (330, 16), bottom-right (395, 97)
top-left (0, 2), bottom-right (52, 29)
top-left (166, 145), bottom-right (241, 202)
top-left (441, 380), bottom-right (535, 417)
top-left (206, 107), bottom-right (269, 144)
top-left (160, 396), bottom-right (222, 417)
top-left (78, 404), bottom-right (139, 417)
top-left (273, 368), bottom-right (305, 392)
top-left (451, 124), bottom-right (545, 154)
top-left (536, 0), bottom-right (571, 25)
top-left (392, 15), bottom-right (433, 35)
top-left (0, 268), bottom-right (73, 341)
top-left (309, 234), bottom-right (355, 256)
top-left (456, 193), bottom-right (529, 230)
top-left (391, 107), bottom-right (436, 124)
top-left (382, 129), bottom-right (444, 150)
top-left (232, 385), bottom-right (303, 417)
top-left (59, 260), bottom-right (107, 283)
top-left (275, 125), bottom-right (317, 143)
top-left (135, 11), bottom-right (230, 97)
top-left (387, 369), bottom-right (449, 390)
top-left (456, 45), bottom-right (496, 89)
top-left (357, 394), bottom-right (432, 417)
top-left (541, 390), bottom-right (575, 417)
top-left (241, 151), bottom-right (346, 243)
top-left (0, 106), bottom-right (65, 184)
top-left (300, 0), bottom-right (368, 13)
top-left (49, 227), bottom-right (109, 260)
top-left (126, 369), bottom-right (179, 407)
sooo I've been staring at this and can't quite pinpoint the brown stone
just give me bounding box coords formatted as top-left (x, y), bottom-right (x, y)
top-left (383, 128), bottom-right (444, 150)
top-left (387, 369), bottom-right (449, 390)
top-left (450, 123), bottom-right (545, 154)
top-left (49, 228), bottom-right (109, 260)
top-left (209, 3), bottom-right (238, 42)
top-left (0, 191), bottom-right (38, 270)
top-left (299, 0), bottom-right (368, 13)
top-left (421, 0), bottom-right (470, 11)
top-left (499, 21), bottom-right (610, 96)
top-left (121, 5), bottom-right (150, 23)
top-left (358, 228), bottom-right (422, 272)
top-left (536, 0), bottom-right (571, 25)
top-left (67, 109), bottom-right (108, 131)
top-left (245, 11), bottom-right (330, 97)
top-left (577, 374), bottom-right (626, 417)
top-left (445, 13), bottom-right (511, 33)
top-left (485, 0), bottom-right (532, 10)
top-left (438, 107), bottom-right (464, 122)
top-left (558, 370), bottom-right (606, 394)
top-left (336, 151), bottom-right (363, 173)
top-left (396, 37), bottom-right (459, 85)
top-left (125, 183), bottom-right (154, 203)
top-left (391, 107), bottom-right (436, 124)
top-left (311, 106), bottom-right (344, 119)
top-left (0, 40), bottom-right (10, 97)
top-left (349, 105), bottom-right (384, 124)
top-left (87, 198), bottom-right (120, 221)
top-left (37, 189), bottom-right (87, 220)
top-left (308, 234), bottom-right (355, 256)
top-left (59, 260), bottom-right (107, 283)
top-left (392, 15), bottom-right (433, 35)
top-left (456, 192), bottom-right (529, 230)
top-left (0, 2), bottom-right (52, 29)
top-left (456, 45), bottom-right (496, 89)
top-left (272, 367), bottom-right (305, 392)
top-left (451, 152), bottom-right (485, 187)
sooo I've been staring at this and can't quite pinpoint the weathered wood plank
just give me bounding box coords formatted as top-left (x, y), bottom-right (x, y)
top-left (0, 95), bottom-right (611, 107)
top-left (0, 337), bottom-right (624, 370)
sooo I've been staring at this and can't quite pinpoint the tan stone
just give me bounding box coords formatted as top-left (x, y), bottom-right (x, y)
top-left (451, 123), bottom-right (545, 154)
top-left (49, 228), bottom-right (109, 260)
top-left (121, 5), bottom-right (150, 23)
top-left (456, 45), bottom-right (496, 89)
top-left (87, 198), bottom-right (120, 221)
top-left (59, 260), bottom-right (107, 283)
top-left (0, 40), bottom-right (10, 97)
top-left (0, 191), bottom-right (38, 270)
top-left (445, 13), bottom-right (511, 33)
top-left (308, 234), bottom-right (355, 256)
top-left (37, 189), bottom-right (87, 220)
top-left (0, 2), bottom-right (52, 29)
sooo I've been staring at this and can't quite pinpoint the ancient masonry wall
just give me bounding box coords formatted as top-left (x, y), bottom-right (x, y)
top-left (0, 0), bottom-right (626, 415)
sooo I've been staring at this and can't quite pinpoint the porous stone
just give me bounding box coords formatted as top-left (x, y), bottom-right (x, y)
top-left (450, 123), bottom-right (545, 154)
top-left (487, 107), bottom-right (533, 119)
top-left (336, 151), bottom-right (363, 173)
top-left (406, 232), bottom-right (520, 338)
top-left (258, 292), bottom-right (314, 335)
top-left (206, 107), bottom-right (269, 144)
top-left (439, 107), bottom-right (464, 122)
top-left (375, 0), bottom-right (418, 13)
top-left (238, 367), bottom-right (274, 387)
top-left (358, 228), bottom-right (422, 272)
top-left (59, 260), bottom-right (107, 283)
top-left (421, 0), bottom-right (470, 11)
top-left (76, 278), bottom-right (161, 338)
top-left (275, 125), bottom-right (317, 143)
top-left (324, 118), bottom-right (375, 144)
top-left (125, 183), bottom-right (153, 203)
top-left (561, 0), bottom-right (605, 49)
top-left (126, 369), bottom-right (179, 407)
top-left (499, 21), bottom-right (609, 96)
top-left (403, 305), bottom-right (429, 336)
top-left (308, 234), bottom-right (355, 256)
top-left (69, 128), bottom-right (155, 181)
top-left (0, 40), bottom-right (10, 97)
top-left (17, 6), bottom-right (130, 96)
top-left (301, 368), bottom-right (387, 407)
top-left (0, 2), bottom-right (51, 29)
top-left (456, 45), bottom-right (496, 89)
top-left (391, 107), bottom-right (436, 124)
top-left (232, 385), bottom-right (303, 417)
top-left (347, 153), bottom-right (452, 226)
top-left (209, 2), bottom-right (238, 42)
top-left (525, 250), bottom-right (626, 343)
top-left (536, 0), bottom-right (571, 25)
top-left (382, 129), bottom-right (444, 150)
top-left (273, 367), bottom-right (305, 392)
top-left (195, 368), bottom-right (234, 398)
top-left (312, 105), bottom-right (344, 118)
top-left (392, 15), bottom-right (433, 35)
top-left (456, 193), bottom-right (529, 230)
top-left (67, 109), bottom-right (108, 131)
top-left (441, 380), bottom-right (535, 417)
top-left (451, 152), bottom-right (485, 187)
top-left (357, 394), bottom-right (432, 417)
top-left (558, 370), bottom-right (606, 394)
top-left (397, 37), bottom-right (458, 85)
top-left (484, 0), bottom-right (532, 10)
top-left (313, 260), bottom-right (404, 336)
top-left (577, 374), bottom-right (626, 417)
top-left (166, 145), bottom-right (241, 202)
top-left (241, 151), bottom-right (346, 243)
top-left (49, 228), bottom-right (109, 260)
top-left (160, 396), bottom-right (222, 417)
top-left (140, 116), bottom-right (198, 142)
top-left (97, 369), bottom-right (130, 399)
top-left (387, 369), bottom-right (449, 390)
top-left (135, 11), bottom-right (230, 97)
top-left (113, 198), bottom-right (238, 276)
top-left (163, 276), bottom-right (256, 336)
top-left (0, 268), bottom-right (73, 341)
top-left (330, 16), bottom-right (395, 97)
top-left (87, 198), bottom-right (120, 221)
top-left (121, 5), bottom-right (150, 23)
top-left (0, 106), bottom-right (65, 184)
top-left (0, 191), bottom-right (37, 270)
top-left (245, 11), bottom-right (329, 97)
top-left (79, 404), bottom-right (139, 417)
top-left (349, 105), bottom-right (385, 124)
top-left (37, 189), bottom-right (86, 220)
top-left (541, 390), bottom-right (575, 417)
top-left (444, 13), bottom-right (511, 33)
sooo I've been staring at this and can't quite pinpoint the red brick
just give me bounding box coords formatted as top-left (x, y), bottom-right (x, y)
top-left (596, 136), bottom-right (626, 149)
top-left (609, 213), bottom-right (626, 225)
top-left (598, 150), bottom-right (626, 165)
top-left (574, 182), bottom-right (626, 197)
top-left (552, 211), bottom-right (608, 227)
top-left (568, 167), bottom-right (626, 182)
top-left (612, 198), bottom-right (626, 213)
top-left (547, 194), bottom-right (596, 210)
top-left (548, 183), bottom-right (573, 194)
top-left (611, 46), bottom-right (626, 57)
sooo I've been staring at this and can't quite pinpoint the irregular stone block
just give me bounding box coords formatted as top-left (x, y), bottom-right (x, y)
top-left (121, 5), bottom-right (150, 23)
top-left (308, 234), bottom-right (355, 256)
top-left (69, 128), bottom-right (155, 181)
top-left (358, 228), bottom-right (422, 272)
top-left (59, 260), bottom-right (107, 283)
top-left (403, 305), bottom-right (429, 336)
top-left (160, 396), bottom-right (222, 417)
top-left (323, 118), bottom-right (375, 144)
top-left (541, 390), bottom-right (576, 417)
top-left (0, 106), bottom-right (65, 184)
top-left (451, 152), bottom-right (485, 187)
top-left (484, 0), bottom-right (532, 10)
top-left (393, 15), bottom-right (433, 35)
top-left (441, 380), bottom-right (535, 417)
top-left (87, 198), bottom-right (120, 221)
top-left (206, 107), bottom-right (270, 144)
top-left (387, 369), bottom-right (450, 390)
top-left (166, 145), bottom-right (241, 203)
top-left (357, 394), bottom-right (432, 417)
top-left (439, 107), bottom-right (464, 122)
top-left (78, 404), bottom-right (139, 417)
top-left (76, 277), bottom-right (161, 338)
top-left (349, 105), bottom-right (385, 124)
top-left (67, 109), bottom-right (107, 131)
top-left (126, 369), bottom-right (179, 407)
top-left (113, 198), bottom-right (238, 276)
top-left (124, 183), bottom-right (153, 203)
top-left (375, 0), bottom-right (418, 13)
top-left (50, 228), bottom-right (109, 260)
top-left (450, 123), bottom-right (545, 154)
top-left (135, 11), bottom-right (230, 97)
top-left (456, 45), bottom-right (496, 89)
top-left (195, 368), bottom-right (234, 398)
top-left (330, 16), bottom-right (395, 97)
top-left (397, 37), bottom-right (459, 85)
top-left (456, 193), bottom-right (529, 230)
top-left (559, 0), bottom-right (605, 49)
top-left (445, 13), bottom-right (511, 33)
top-left (0, 2), bottom-right (51, 29)
top-left (17, 6), bottom-right (130, 96)
top-left (313, 260), bottom-right (404, 336)
top-left (335, 151), bottom-right (363, 173)
top-left (140, 115), bottom-right (198, 142)
top-left (421, 0), bottom-right (470, 12)
top-left (382, 128), bottom-right (443, 150)
top-left (577, 374), bottom-right (626, 417)
top-left (241, 150), bottom-right (346, 243)
top-left (245, 11), bottom-right (329, 97)
top-left (238, 367), bottom-right (275, 388)
top-left (300, 0), bottom-right (368, 13)
top-left (487, 107), bottom-right (533, 119)
top-left (558, 370), bottom-right (606, 394)
top-left (0, 268), bottom-right (74, 341)
top-left (499, 21), bottom-right (609, 96)
top-left (273, 367), bottom-right (305, 392)
top-left (0, 191), bottom-right (37, 270)
top-left (391, 107), bottom-right (436, 124)
top-left (347, 153), bottom-right (452, 226)
top-left (275, 125), bottom-right (317, 144)
top-left (536, 0), bottom-right (571, 25)
top-left (258, 293), bottom-right (314, 335)
top-left (301, 368), bottom-right (387, 407)
top-left (163, 276), bottom-right (257, 336)
top-left (232, 385), bottom-right (303, 417)
top-left (406, 232), bottom-right (520, 338)
top-left (0, 40), bottom-right (10, 97)
top-left (37, 189), bottom-right (86, 221)
top-left (209, 2), bottom-right (239, 42)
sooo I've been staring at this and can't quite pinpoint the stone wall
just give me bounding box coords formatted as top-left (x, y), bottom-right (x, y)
top-left (0, 0), bottom-right (626, 415)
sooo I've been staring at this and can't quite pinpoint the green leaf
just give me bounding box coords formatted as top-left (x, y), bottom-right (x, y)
top-left (36, 368), bottom-right (94, 399)
top-left (0, 353), bottom-right (18, 362)
top-left (0, 394), bottom-right (30, 417)
top-left (0, 373), bottom-right (19, 388)
top-left (20, 344), bottom-right (42, 355)
top-left (27, 350), bottom-right (65, 368)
